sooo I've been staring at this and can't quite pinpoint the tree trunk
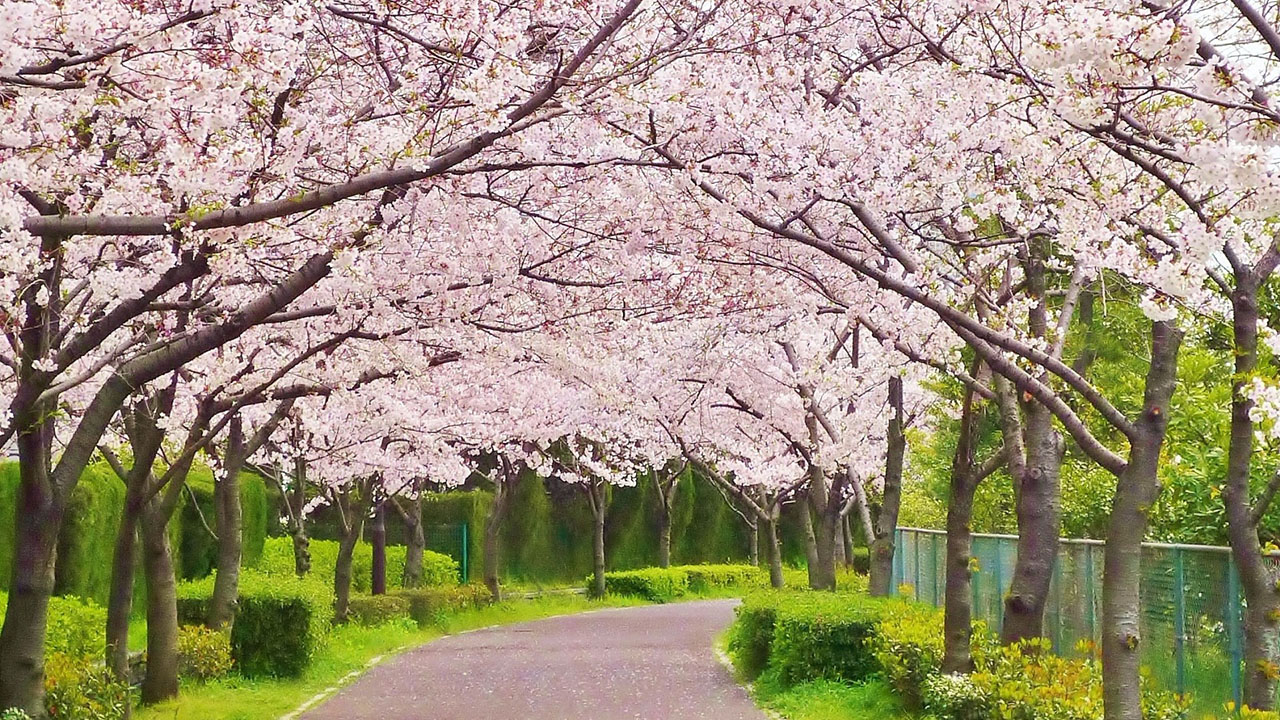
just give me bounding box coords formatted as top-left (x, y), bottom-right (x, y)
top-left (334, 529), bottom-right (360, 623)
top-left (292, 529), bottom-right (311, 577)
top-left (748, 518), bottom-right (760, 568)
top-left (402, 498), bottom-right (425, 589)
top-left (942, 378), bottom-right (983, 674)
top-left (1102, 321), bottom-right (1181, 720)
top-left (139, 508), bottom-right (179, 704)
top-left (801, 503), bottom-right (820, 586)
top-left (810, 505), bottom-right (839, 591)
top-left (870, 376), bottom-right (905, 596)
top-left (483, 476), bottom-right (509, 602)
top-left (841, 515), bottom-right (854, 569)
top-left (591, 480), bottom-right (607, 599)
top-left (106, 496), bottom-right (141, 680)
top-left (0, 458), bottom-right (63, 716)
top-left (1001, 401), bottom-right (1064, 644)
top-left (764, 514), bottom-right (784, 588)
top-left (207, 468), bottom-right (243, 629)
top-left (832, 515), bottom-right (847, 569)
top-left (290, 456), bottom-right (310, 577)
top-left (371, 503), bottom-right (387, 596)
top-left (656, 469), bottom-right (678, 569)
top-left (1225, 284), bottom-right (1280, 710)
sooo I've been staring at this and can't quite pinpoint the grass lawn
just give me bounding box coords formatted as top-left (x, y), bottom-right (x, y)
top-left (751, 678), bottom-right (911, 720)
top-left (136, 594), bottom-right (648, 720)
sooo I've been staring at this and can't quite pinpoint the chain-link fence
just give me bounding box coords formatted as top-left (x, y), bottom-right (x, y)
top-left (424, 523), bottom-right (470, 583)
top-left (892, 527), bottom-right (1255, 712)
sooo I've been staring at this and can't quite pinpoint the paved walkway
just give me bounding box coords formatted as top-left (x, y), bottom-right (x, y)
top-left (303, 599), bottom-right (766, 720)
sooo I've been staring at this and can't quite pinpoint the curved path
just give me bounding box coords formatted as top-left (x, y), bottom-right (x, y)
top-left (303, 599), bottom-right (766, 720)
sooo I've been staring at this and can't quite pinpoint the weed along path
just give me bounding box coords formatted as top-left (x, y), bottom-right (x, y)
top-left (301, 599), bottom-right (766, 720)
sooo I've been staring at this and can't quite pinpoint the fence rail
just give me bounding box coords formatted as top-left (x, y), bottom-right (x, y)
top-left (891, 527), bottom-right (1266, 711)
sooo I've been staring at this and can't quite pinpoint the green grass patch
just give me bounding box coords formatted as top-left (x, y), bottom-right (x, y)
top-left (135, 594), bottom-right (649, 720)
top-left (755, 678), bottom-right (911, 720)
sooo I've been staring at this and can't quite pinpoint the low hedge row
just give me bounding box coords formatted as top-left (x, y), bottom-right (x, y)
top-left (594, 564), bottom-right (765, 601)
top-left (253, 537), bottom-right (459, 590)
top-left (727, 591), bottom-right (1205, 720)
top-left (346, 585), bottom-right (492, 627)
top-left (177, 570), bottom-right (333, 678)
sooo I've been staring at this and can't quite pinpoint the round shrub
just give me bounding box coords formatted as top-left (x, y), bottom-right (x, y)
top-left (922, 673), bottom-right (989, 720)
top-left (1, 709), bottom-right (33, 720)
top-left (43, 652), bottom-right (128, 720)
top-left (177, 625), bottom-right (233, 681)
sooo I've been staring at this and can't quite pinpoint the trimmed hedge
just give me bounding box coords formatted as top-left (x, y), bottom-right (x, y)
top-left (177, 570), bottom-right (332, 678)
top-left (0, 592), bottom-right (106, 661)
top-left (253, 537), bottom-right (458, 590)
top-left (346, 585), bottom-right (491, 627)
top-left (595, 564), bottom-right (764, 601)
top-left (728, 591), bottom-right (1192, 720)
top-left (395, 585), bottom-right (491, 626)
top-left (346, 595), bottom-right (412, 626)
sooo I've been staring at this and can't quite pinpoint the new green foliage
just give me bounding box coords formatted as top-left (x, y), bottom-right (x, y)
top-left (253, 537), bottom-right (458, 590)
top-left (596, 564), bottom-right (765, 601)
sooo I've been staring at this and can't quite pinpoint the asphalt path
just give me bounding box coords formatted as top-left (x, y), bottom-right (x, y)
top-left (302, 598), bottom-right (767, 720)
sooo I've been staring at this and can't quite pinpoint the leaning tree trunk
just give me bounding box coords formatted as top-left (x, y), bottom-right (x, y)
top-left (1001, 401), bottom-right (1064, 644)
top-left (870, 376), bottom-right (905, 596)
top-left (334, 527), bottom-right (362, 623)
top-left (139, 508), bottom-right (180, 704)
top-left (105, 496), bottom-right (142, 680)
top-left (207, 468), bottom-right (243, 629)
top-left (764, 514), bottom-right (785, 588)
top-left (1102, 321), bottom-right (1181, 720)
top-left (402, 497), bottom-right (425, 589)
top-left (1225, 283), bottom-right (1280, 710)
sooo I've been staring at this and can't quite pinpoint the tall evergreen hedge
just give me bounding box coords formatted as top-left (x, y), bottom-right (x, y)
top-left (0, 461), bottom-right (270, 604)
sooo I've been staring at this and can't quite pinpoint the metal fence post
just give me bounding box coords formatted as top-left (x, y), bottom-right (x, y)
top-left (993, 540), bottom-right (1005, 633)
top-left (1084, 545), bottom-right (1096, 643)
top-left (914, 530), bottom-right (922, 601)
top-left (893, 528), bottom-right (904, 595)
top-left (1228, 556), bottom-right (1244, 709)
top-left (932, 532), bottom-right (942, 606)
top-left (460, 522), bottom-right (470, 584)
top-left (1173, 548), bottom-right (1187, 697)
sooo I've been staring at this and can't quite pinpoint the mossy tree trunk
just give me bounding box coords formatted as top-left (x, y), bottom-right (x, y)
top-left (1101, 322), bottom-right (1181, 720)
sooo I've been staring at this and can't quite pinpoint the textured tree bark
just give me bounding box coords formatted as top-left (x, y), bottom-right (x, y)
top-left (870, 376), bottom-right (905, 596)
top-left (590, 478), bottom-right (608, 598)
top-left (371, 503), bottom-right (387, 596)
top-left (208, 467), bottom-right (242, 627)
top-left (841, 515), bottom-right (855, 569)
top-left (139, 508), bottom-right (180, 703)
top-left (764, 514), bottom-right (785, 588)
top-left (942, 377), bottom-right (983, 674)
top-left (290, 457), bottom-right (311, 577)
top-left (105, 497), bottom-right (141, 680)
top-left (0, 459), bottom-right (63, 717)
top-left (801, 502), bottom-right (820, 586)
top-left (1001, 400), bottom-right (1064, 644)
top-left (655, 467), bottom-right (679, 569)
top-left (483, 470), bottom-right (511, 601)
top-left (1224, 280), bottom-right (1280, 710)
top-left (749, 518), bottom-right (760, 568)
top-left (1102, 321), bottom-right (1181, 720)
top-left (334, 526), bottom-right (361, 623)
top-left (400, 497), bottom-right (425, 589)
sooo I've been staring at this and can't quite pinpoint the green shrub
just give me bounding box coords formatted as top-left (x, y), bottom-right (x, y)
top-left (0, 592), bottom-right (106, 660)
top-left (346, 594), bottom-right (412, 626)
top-left (598, 567), bottom-right (690, 601)
top-left (177, 570), bottom-right (332, 678)
top-left (1, 709), bottom-right (32, 720)
top-left (394, 585), bottom-right (491, 626)
top-left (177, 625), bottom-right (233, 681)
top-left (768, 593), bottom-right (895, 686)
top-left (728, 591), bottom-right (781, 680)
top-left (849, 547), bottom-right (870, 574)
top-left (922, 672), bottom-right (989, 720)
top-left (416, 551), bottom-right (461, 586)
top-left (872, 602), bottom-right (947, 706)
top-left (44, 652), bottom-right (128, 720)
